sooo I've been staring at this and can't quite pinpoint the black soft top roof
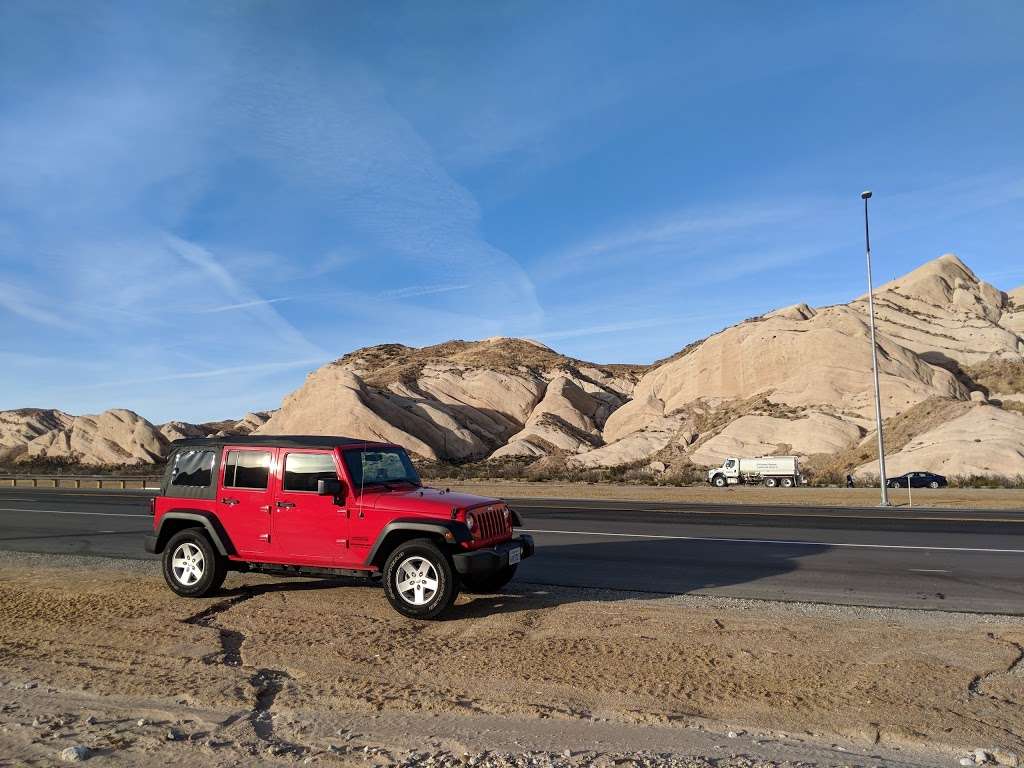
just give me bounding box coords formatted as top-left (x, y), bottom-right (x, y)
top-left (168, 435), bottom-right (397, 450)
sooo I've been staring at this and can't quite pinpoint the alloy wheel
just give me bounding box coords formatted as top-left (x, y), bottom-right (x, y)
top-left (171, 542), bottom-right (205, 586)
top-left (395, 556), bottom-right (440, 606)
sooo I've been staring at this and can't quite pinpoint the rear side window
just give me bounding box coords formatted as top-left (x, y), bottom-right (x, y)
top-left (224, 450), bottom-right (272, 490)
top-left (283, 452), bottom-right (338, 492)
top-left (170, 450), bottom-right (215, 487)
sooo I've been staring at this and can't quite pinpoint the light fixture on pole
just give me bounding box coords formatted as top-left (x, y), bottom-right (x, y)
top-left (861, 190), bottom-right (890, 506)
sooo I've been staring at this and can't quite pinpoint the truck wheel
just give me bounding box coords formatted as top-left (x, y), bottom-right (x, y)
top-left (781, 477), bottom-right (794, 488)
top-left (383, 539), bottom-right (459, 619)
top-left (461, 565), bottom-right (518, 594)
top-left (162, 529), bottom-right (227, 598)
top-left (765, 477), bottom-right (778, 488)
top-left (712, 475), bottom-right (727, 488)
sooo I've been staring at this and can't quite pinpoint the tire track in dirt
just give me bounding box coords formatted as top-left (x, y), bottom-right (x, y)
top-left (181, 589), bottom-right (306, 756)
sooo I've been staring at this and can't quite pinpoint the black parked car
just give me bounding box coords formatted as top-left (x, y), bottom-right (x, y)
top-left (887, 471), bottom-right (947, 489)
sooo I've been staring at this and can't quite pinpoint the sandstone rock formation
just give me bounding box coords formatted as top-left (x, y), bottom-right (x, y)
top-left (159, 421), bottom-right (210, 442)
top-left (3, 254), bottom-right (1021, 478)
top-left (258, 338), bottom-right (642, 461)
top-left (23, 409), bottom-right (168, 465)
top-left (572, 254), bottom-right (1022, 476)
top-left (690, 413), bottom-right (864, 466)
top-left (159, 411), bottom-right (272, 442)
top-left (849, 254), bottom-right (1022, 365)
top-left (855, 404), bottom-right (1024, 478)
top-left (1004, 285), bottom-right (1024, 337)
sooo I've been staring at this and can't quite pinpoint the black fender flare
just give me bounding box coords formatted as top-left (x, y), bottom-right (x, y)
top-left (153, 510), bottom-right (236, 557)
top-left (364, 519), bottom-right (471, 567)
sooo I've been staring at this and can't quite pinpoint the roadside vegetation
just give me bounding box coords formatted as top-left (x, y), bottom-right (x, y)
top-left (4, 443), bottom-right (1024, 490)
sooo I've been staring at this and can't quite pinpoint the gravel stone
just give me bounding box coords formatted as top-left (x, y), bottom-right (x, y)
top-left (59, 745), bottom-right (91, 762)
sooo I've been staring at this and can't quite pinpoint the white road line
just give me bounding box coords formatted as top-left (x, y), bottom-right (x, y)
top-left (0, 507), bottom-right (149, 518)
top-left (908, 568), bottom-right (951, 573)
top-left (521, 528), bottom-right (1024, 554)
top-left (512, 504), bottom-right (1024, 523)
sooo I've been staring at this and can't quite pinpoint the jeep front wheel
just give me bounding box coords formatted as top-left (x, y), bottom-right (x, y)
top-left (461, 565), bottom-right (518, 594)
top-left (162, 529), bottom-right (227, 598)
top-left (383, 539), bottom-right (458, 619)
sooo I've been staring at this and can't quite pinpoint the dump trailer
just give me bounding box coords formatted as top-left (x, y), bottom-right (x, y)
top-left (708, 456), bottom-right (801, 488)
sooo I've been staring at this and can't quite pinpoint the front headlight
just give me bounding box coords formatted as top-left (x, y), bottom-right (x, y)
top-left (465, 512), bottom-right (476, 531)
top-left (502, 506), bottom-right (511, 522)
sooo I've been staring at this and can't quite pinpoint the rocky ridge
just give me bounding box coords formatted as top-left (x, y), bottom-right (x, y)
top-left (1, 254), bottom-right (1021, 477)
top-left (258, 338), bottom-right (643, 461)
top-left (0, 410), bottom-right (273, 467)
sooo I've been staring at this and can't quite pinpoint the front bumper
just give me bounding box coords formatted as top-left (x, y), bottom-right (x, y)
top-left (451, 534), bottom-right (534, 576)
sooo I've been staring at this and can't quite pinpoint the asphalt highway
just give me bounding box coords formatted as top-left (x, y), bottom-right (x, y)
top-left (1, 488), bottom-right (1021, 614)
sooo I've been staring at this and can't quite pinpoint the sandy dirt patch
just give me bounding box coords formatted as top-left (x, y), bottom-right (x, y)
top-left (0, 553), bottom-right (1021, 766)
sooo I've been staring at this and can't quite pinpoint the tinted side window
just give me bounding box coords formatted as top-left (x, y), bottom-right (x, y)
top-left (283, 452), bottom-right (338, 492)
top-left (170, 450), bottom-right (215, 487)
top-left (224, 450), bottom-right (272, 490)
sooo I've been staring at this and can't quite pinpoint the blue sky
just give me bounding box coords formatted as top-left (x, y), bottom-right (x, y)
top-left (1, 1), bottom-right (1022, 423)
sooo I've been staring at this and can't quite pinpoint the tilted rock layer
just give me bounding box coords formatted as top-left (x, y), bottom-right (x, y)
top-left (2, 254), bottom-right (1021, 477)
top-left (258, 338), bottom-right (643, 461)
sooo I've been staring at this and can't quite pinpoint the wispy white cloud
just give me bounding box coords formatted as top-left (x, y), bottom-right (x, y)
top-left (537, 202), bottom-right (813, 283)
top-left (377, 283), bottom-right (470, 300)
top-left (196, 297), bottom-right (296, 314)
top-left (0, 280), bottom-right (81, 332)
top-left (70, 358), bottom-right (326, 390)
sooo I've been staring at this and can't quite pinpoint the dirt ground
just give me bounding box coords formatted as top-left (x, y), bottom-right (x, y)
top-left (0, 553), bottom-right (1021, 767)
top-left (436, 481), bottom-right (1024, 510)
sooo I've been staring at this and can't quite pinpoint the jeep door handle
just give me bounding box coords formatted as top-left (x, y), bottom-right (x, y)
top-left (276, 501), bottom-right (296, 509)
top-left (220, 498), bottom-right (239, 506)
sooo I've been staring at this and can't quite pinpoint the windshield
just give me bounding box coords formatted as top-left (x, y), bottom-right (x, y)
top-left (343, 447), bottom-right (422, 490)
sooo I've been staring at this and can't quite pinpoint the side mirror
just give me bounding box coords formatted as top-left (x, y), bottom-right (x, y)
top-left (317, 477), bottom-right (343, 496)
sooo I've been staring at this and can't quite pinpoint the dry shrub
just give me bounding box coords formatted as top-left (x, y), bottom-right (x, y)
top-left (334, 339), bottom-right (646, 388)
top-left (964, 358), bottom-right (1024, 395)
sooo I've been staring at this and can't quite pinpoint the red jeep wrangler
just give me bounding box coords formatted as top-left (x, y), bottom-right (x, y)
top-left (145, 435), bottom-right (534, 618)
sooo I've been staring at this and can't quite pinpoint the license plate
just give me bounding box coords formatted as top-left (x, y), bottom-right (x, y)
top-left (508, 547), bottom-right (521, 565)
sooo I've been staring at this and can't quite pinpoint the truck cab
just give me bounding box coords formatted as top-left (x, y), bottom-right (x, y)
top-left (146, 435), bottom-right (534, 619)
top-left (709, 458), bottom-right (741, 486)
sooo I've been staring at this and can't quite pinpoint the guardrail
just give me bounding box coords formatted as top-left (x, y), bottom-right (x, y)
top-left (0, 475), bottom-right (162, 490)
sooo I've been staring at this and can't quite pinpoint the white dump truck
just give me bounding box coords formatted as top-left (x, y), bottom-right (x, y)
top-left (707, 456), bottom-right (801, 488)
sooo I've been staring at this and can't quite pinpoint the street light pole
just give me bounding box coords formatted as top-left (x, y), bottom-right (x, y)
top-left (861, 190), bottom-right (890, 506)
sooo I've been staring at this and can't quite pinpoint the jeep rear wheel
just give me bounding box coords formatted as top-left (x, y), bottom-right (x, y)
top-left (162, 529), bottom-right (226, 598)
top-left (383, 539), bottom-right (458, 619)
top-left (461, 565), bottom-right (518, 594)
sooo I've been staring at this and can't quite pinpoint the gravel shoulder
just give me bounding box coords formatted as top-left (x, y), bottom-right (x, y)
top-left (436, 481), bottom-right (1024, 510)
top-left (0, 551), bottom-right (1021, 767)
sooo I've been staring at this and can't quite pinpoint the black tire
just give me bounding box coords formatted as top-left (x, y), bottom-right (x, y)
top-left (461, 565), bottom-right (518, 594)
top-left (162, 529), bottom-right (227, 598)
top-left (383, 538), bottom-right (459, 619)
top-left (889, 480), bottom-right (902, 489)
top-left (765, 477), bottom-right (778, 488)
top-left (712, 475), bottom-right (726, 488)
top-left (929, 481), bottom-right (939, 489)
top-left (781, 477), bottom-right (794, 488)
